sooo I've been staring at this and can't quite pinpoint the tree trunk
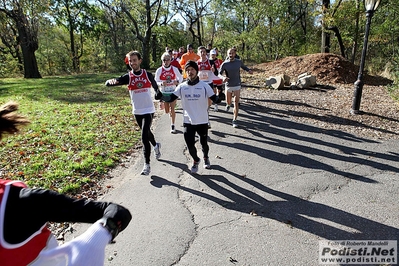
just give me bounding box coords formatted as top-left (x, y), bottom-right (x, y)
top-left (70, 24), bottom-right (78, 71)
top-left (327, 26), bottom-right (346, 58)
top-left (151, 33), bottom-right (157, 63)
top-left (15, 9), bottom-right (41, 78)
top-left (351, 0), bottom-right (361, 64)
top-left (17, 51), bottom-right (24, 72)
top-left (196, 18), bottom-right (202, 46)
top-left (321, 29), bottom-right (330, 53)
top-left (268, 17), bottom-right (273, 61)
top-left (321, 0), bottom-right (331, 53)
top-left (141, 33), bottom-right (151, 69)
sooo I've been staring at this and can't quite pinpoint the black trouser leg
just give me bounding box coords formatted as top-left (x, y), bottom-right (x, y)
top-left (135, 113), bottom-right (156, 164)
top-left (197, 124), bottom-right (209, 159)
top-left (184, 124), bottom-right (200, 162)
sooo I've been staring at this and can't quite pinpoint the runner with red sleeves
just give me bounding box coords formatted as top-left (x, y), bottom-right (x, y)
top-left (197, 46), bottom-right (217, 120)
top-left (209, 49), bottom-right (225, 112)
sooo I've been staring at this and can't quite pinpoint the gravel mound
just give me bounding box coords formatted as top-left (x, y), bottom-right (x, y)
top-left (253, 53), bottom-right (392, 85)
top-left (240, 53), bottom-right (399, 140)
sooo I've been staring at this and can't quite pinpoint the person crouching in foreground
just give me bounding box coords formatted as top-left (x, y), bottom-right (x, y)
top-left (0, 101), bottom-right (132, 266)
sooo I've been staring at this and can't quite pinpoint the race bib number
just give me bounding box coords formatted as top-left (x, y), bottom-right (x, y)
top-left (164, 83), bottom-right (176, 93)
top-left (199, 71), bottom-right (209, 81)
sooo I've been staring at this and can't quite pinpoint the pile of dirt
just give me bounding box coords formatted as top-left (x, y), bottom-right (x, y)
top-left (241, 53), bottom-right (399, 140)
top-left (252, 53), bottom-right (392, 86)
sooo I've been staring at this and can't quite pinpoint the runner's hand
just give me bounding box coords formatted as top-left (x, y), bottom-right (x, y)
top-left (103, 203), bottom-right (132, 234)
top-left (105, 79), bottom-right (119, 86)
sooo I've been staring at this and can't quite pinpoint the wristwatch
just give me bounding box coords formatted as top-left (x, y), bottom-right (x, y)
top-left (99, 217), bottom-right (119, 241)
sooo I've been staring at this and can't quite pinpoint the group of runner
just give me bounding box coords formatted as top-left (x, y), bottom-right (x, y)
top-left (158, 44), bottom-right (252, 128)
top-left (1, 47), bottom-right (251, 265)
top-left (110, 46), bottom-right (252, 176)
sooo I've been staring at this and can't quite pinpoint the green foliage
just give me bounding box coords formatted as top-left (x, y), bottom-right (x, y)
top-left (1, 0), bottom-right (398, 194)
top-left (36, 23), bottom-right (72, 75)
top-left (0, 53), bottom-right (21, 77)
top-left (153, 20), bottom-right (187, 57)
top-left (386, 59), bottom-right (399, 101)
top-left (1, 0), bottom-right (398, 80)
top-left (0, 74), bottom-right (141, 194)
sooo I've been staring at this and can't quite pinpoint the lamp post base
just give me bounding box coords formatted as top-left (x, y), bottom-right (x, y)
top-left (350, 109), bottom-right (363, 115)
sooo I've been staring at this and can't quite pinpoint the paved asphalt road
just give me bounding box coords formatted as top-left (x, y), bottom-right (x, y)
top-left (68, 97), bottom-right (399, 266)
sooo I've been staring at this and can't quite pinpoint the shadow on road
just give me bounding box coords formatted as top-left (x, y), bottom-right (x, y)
top-left (209, 102), bottom-right (399, 183)
top-left (150, 172), bottom-right (399, 241)
top-left (151, 99), bottom-right (399, 244)
top-left (240, 97), bottom-right (399, 136)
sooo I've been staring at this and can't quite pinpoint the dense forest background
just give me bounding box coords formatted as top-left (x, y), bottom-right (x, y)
top-left (1, 0), bottom-right (398, 83)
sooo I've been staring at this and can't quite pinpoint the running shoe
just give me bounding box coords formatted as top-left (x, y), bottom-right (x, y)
top-left (170, 125), bottom-right (176, 134)
top-left (191, 160), bottom-right (200, 174)
top-left (154, 143), bottom-right (161, 159)
top-left (141, 163), bottom-right (151, 175)
top-left (203, 157), bottom-right (211, 169)
top-left (232, 120), bottom-right (238, 128)
top-left (225, 105), bottom-right (230, 112)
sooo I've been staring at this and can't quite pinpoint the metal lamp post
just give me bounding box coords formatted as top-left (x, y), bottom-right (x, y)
top-left (350, 0), bottom-right (381, 114)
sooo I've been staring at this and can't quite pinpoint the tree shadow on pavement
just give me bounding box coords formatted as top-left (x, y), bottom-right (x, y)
top-left (209, 103), bottom-right (399, 182)
top-left (150, 173), bottom-right (399, 243)
top-left (211, 132), bottom-right (399, 183)
top-left (151, 97), bottom-right (399, 250)
top-left (240, 99), bottom-right (399, 138)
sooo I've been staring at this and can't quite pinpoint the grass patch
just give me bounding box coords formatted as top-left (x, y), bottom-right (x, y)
top-left (387, 82), bottom-right (399, 102)
top-left (0, 73), bottom-right (142, 194)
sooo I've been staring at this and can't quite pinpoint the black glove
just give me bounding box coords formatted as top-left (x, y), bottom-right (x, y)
top-left (155, 90), bottom-right (163, 100)
top-left (102, 203), bottom-right (132, 240)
